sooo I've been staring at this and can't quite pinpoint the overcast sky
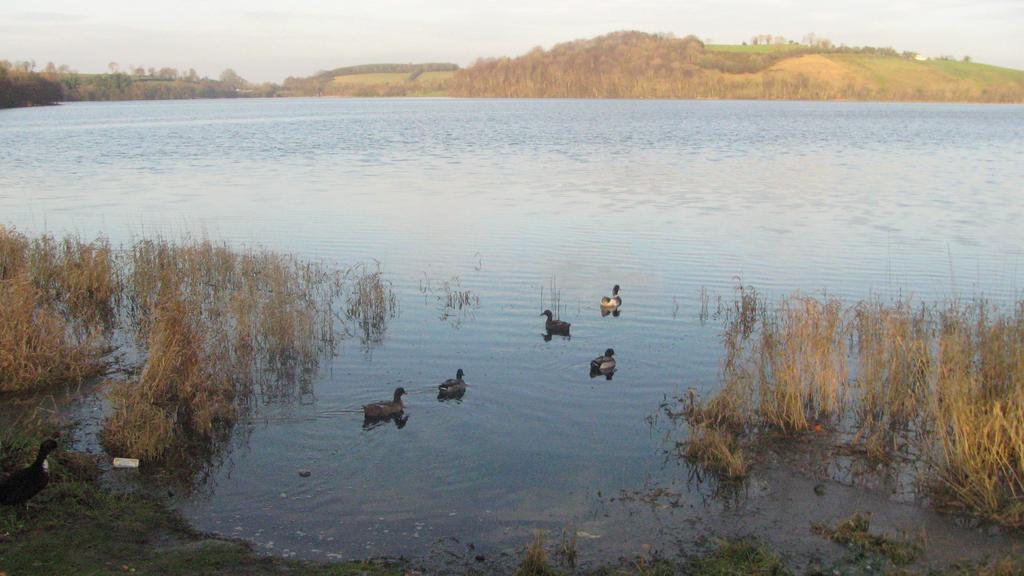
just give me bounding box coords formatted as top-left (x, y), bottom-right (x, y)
top-left (1, 0), bottom-right (1021, 82)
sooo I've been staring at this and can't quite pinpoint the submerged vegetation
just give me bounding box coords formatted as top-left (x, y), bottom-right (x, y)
top-left (676, 286), bottom-right (1024, 529)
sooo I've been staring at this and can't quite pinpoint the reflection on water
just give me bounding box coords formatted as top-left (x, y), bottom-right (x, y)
top-left (362, 413), bottom-right (409, 431)
top-left (1, 98), bottom-right (1023, 564)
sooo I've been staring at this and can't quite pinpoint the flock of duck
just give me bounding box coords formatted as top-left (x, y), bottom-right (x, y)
top-left (0, 286), bottom-right (625, 507)
top-left (360, 285), bottom-right (622, 423)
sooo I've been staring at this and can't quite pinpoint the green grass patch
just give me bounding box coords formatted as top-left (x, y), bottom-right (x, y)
top-left (414, 70), bottom-right (455, 84)
top-left (927, 59), bottom-right (1024, 84)
top-left (813, 512), bottom-right (922, 567)
top-left (330, 73), bottom-right (411, 86)
top-left (685, 539), bottom-right (791, 575)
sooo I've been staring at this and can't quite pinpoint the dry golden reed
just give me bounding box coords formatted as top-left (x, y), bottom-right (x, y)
top-left (852, 299), bottom-right (931, 457)
top-left (692, 289), bottom-right (1024, 527)
top-left (682, 424), bottom-right (750, 479)
top-left (3, 228), bottom-right (363, 461)
top-left (930, 302), bottom-right (1024, 527)
top-left (103, 284), bottom-right (235, 461)
top-left (0, 227), bottom-right (110, 392)
top-left (516, 530), bottom-right (557, 576)
top-left (756, 295), bottom-right (847, 432)
top-left (104, 237), bottom-right (353, 458)
top-left (0, 277), bottom-right (106, 392)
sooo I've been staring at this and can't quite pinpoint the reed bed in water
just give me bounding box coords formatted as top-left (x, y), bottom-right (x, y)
top-left (682, 290), bottom-right (1024, 527)
top-left (1, 228), bottom-right (393, 461)
top-left (106, 237), bottom-right (383, 459)
top-left (103, 285), bottom-right (235, 460)
top-left (0, 227), bottom-right (113, 392)
top-left (681, 424), bottom-right (749, 479)
top-left (346, 263), bottom-right (398, 346)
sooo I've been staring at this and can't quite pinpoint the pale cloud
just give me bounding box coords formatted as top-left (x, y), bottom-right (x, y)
top-left (10, 11), bottom-right (89, 23)
top-left (0, 0), bottom-right (1020, 82)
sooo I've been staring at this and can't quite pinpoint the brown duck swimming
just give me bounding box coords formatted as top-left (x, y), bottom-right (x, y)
top-left (541, 310), bottom-right (571, 336)
top-left (363, 387), bottom-right (407, 419)
top-left (0, 439), bottom-right (58, 507)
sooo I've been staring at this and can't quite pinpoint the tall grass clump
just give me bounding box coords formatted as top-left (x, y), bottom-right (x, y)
top-left (3, 228), bottom-right (358, 460)
top-left (29, 234), bottom-right (119, 325)
top-left (755, 295), bottom-right (847, 432)
top-left (681, 424), bottom-right (750, 479)
top-left (852, 300), bottom-right (932, 457)
top-left (0, 227), bottom-right (111, 393)
top-left (686, 287), bottom-right (1024, 527)
top-left (107, 237), bottom-right (352, 458)
top-left (930, 301), bottom-right (1024, 527)
top-left (1, 227), bottom-right (119, 326)
top-left (516, 530), bottom-right (559, 576)
top-left (103, 284), bottom-right (235, 461)
top-left (0, 278), bottom-right (107, 392)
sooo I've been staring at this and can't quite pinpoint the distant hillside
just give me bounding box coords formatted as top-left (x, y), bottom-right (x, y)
top-left (7, 34), bottom-right (1022, 105)
top-left (448, 31), bottom-right (1024, 102)
top-left (282, 63), bottom-right (459, 97)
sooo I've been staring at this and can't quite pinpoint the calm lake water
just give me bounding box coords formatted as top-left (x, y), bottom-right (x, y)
top-left (2, 98), bottom-right (1023, 568)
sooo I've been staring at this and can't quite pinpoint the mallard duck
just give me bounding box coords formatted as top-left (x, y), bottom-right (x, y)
top-left (590, 348), bottom-right (616, 372)
top-left (0, 439), bottom-right (58, 506)
top-left (541, 310), bottom-right (571, 335)
top-left (438, 368), bottom-right (467, 400)
top-left (363, 387), bottom-right (407, 419)
top-left (600, 285), bottom-right (622, 309)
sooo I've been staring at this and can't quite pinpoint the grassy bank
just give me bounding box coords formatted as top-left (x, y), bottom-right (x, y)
top-left (0, 423), bottom-right (403, 576)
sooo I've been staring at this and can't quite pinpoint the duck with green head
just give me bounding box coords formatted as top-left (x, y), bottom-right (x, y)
top-left (438, 368), bottom-right (467, 400)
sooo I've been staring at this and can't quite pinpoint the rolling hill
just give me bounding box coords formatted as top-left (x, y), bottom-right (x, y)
top-left (446, 31), bottom-right (1024, 102)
